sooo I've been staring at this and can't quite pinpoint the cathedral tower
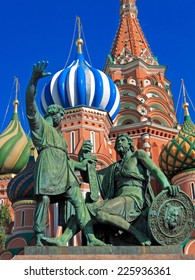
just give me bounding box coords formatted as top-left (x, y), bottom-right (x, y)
top-left (105, 1), bottom-right (179, 190)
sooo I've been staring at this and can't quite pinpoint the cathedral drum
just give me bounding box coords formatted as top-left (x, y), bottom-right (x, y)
top-left (148, 190), bottom-right (195, 245)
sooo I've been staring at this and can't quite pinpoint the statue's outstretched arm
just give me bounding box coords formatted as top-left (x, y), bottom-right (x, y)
top-left (25, 61), bottom-right (51, 117)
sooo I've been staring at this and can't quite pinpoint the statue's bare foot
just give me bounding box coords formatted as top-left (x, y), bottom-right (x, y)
top-left (129, 225), bottom-right (151, 246)
top-left (140, 240), bottom-right (151, 246)
top-left (136, 233), bottom-right (151, 246)
top-left (41, 236), bottom-right (67, 246)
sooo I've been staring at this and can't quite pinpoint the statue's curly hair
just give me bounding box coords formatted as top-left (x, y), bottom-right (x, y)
top-left (114, 133), bottom-right (135, 152)
top-left (44, 104), bottom-right (65, 118)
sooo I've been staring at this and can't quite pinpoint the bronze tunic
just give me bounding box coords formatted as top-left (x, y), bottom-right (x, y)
top-left (28, 110), bottom-right (80, 196)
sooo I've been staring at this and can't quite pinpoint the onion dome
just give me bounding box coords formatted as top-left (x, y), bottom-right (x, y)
top-left (0, 81), bottom-right (32, 174)
top-left (159, 92), bottom-right (195, 179)
top-left (41, 25), bottom-right (120, 121)
top-left (7, 148), bottom-right (35, 204)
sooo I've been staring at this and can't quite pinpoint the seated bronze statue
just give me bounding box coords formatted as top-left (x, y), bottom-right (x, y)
top-left (41, 133), bottom-right (182, 246)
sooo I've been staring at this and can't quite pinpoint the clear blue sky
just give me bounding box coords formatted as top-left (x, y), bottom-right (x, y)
top-left (0, 0), bottom-right (195, 134)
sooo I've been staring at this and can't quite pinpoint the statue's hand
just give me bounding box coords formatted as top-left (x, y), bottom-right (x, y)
top-left (82, 156), bottom-right (97, 166)
top-left (82, 140), bottom-right (93, 153)
top-left (31, 61), bottom-right (51, 82)
top-left (76, 156), bottom-right (97, 172)
top-left (165, 185), bottom-right (180, 196)
top-left (78, 140), bottom-right (93, 161)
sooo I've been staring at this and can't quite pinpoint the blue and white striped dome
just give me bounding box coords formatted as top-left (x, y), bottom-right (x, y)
top-left (41, 53), bottom-right (120, 121)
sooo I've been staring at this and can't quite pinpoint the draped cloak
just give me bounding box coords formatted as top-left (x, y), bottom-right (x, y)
top-left (87, 151), bottom-right (155, 222)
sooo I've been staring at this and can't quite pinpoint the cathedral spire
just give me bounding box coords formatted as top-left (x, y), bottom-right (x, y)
top-left (110, 0), bottom-right (157, 65)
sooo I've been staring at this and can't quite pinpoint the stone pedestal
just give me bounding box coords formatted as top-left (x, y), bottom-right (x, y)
top-left (12, 245), bottom-right (195, 260)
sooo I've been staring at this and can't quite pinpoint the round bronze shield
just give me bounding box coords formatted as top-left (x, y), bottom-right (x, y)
top-left (148, 190), bottom-right (195, 245)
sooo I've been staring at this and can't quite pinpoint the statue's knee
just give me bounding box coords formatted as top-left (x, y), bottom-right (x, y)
top-left (96, 210), bottom-right (108, 223)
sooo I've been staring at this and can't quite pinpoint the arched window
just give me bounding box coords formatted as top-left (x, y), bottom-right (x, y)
top-left (90, 131), bottom-right (96, 153)
top-left (144, 79), bottom-right (151, 87)
top-left (129, 79), bottom-right (136, 86)
top-left (21, 211), bottom-right (25, 226)
top-left (190, 182), bottom-right (195, 199)
top-left (70, 131), bottom-right (75, 153)
top-left (0, 199), bottom-right (4, 205)
top-left (114, 80), bottom-right (121, 86)
top-left (122, 119), bottom-right (134, 125)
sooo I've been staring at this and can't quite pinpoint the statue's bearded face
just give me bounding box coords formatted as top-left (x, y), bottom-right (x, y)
top-left (52, 112), bottom-right (63, 127)
top-left (115, 136), bottom-right (130, 156)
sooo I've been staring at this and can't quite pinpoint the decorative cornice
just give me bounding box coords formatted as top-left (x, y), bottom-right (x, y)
top-left (13, 200), bottom-right (36, 207)
top-left (106, 58), bottom-right (167, 75)
top-left (172, 169), bottom-right (195, 181)
top-left (64, 106), bottom-right (108, 116)
top-left (110, 120), bottom-right (179, 134)
top-left (0, 174), bottom-right (16, 180)
top-left (61, 106), bottom-right (113, 133)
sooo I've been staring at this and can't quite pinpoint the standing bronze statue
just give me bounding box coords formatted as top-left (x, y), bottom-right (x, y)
top-left (42, 133), bottom-right (180, 246)
top-left (25, 61), bottom-right (105, 246)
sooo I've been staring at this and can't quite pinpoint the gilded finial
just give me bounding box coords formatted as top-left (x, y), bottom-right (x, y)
top-left (13, 76), bottom-right (19, 113)
top-left (181, 79), bottom-right (190, 117)
top-left (76, 16), bottom-right (83, 54)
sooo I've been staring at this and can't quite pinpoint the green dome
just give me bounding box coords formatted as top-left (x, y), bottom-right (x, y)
top-left (0, 100), bottom-right (32, 174)
top-left (159, 103), bottom-right (195, 179)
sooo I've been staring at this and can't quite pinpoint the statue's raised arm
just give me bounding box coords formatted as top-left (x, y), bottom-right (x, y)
top-left (25, 61), bottom-right (51, 117)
